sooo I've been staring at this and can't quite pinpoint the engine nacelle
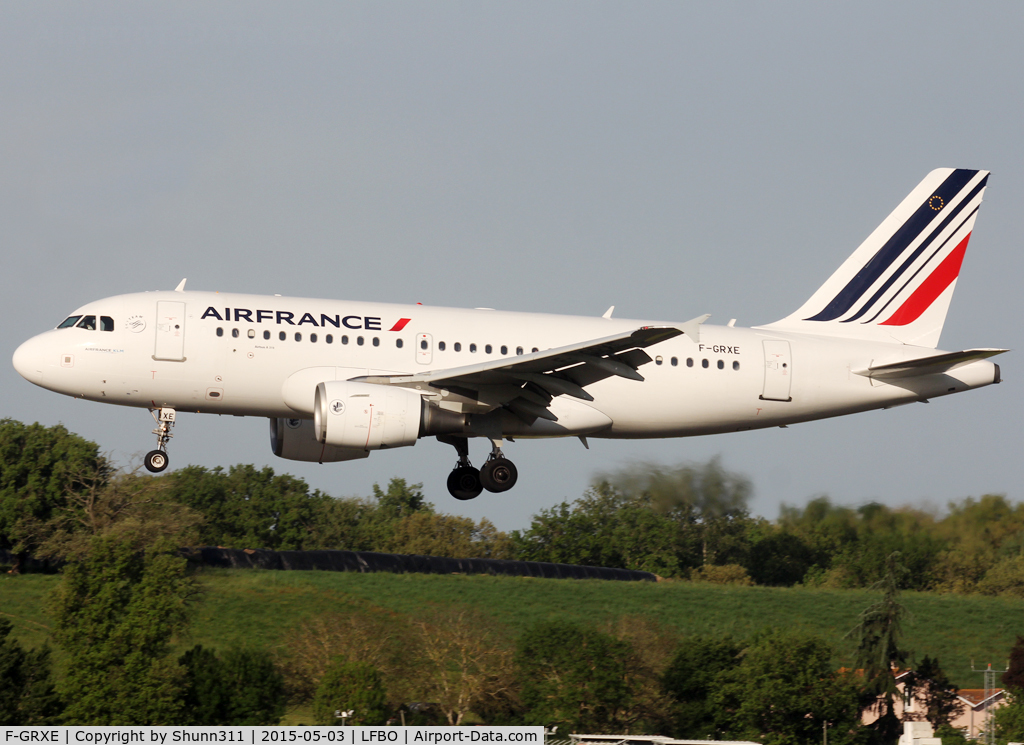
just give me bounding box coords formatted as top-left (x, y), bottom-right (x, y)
top-left (314, 380), bottom-right (423, 450)
top-left (269, 417), bottom-right (371, 462)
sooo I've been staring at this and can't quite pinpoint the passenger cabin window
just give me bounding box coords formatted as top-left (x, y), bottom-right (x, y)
top-left (372, 337), bottom-right (379, 347)
top-left (396, 338), bottom-right (402, 348)
top-left (485, 344), bottom-right (492, 354)
top-left (58, 316), bottom-right (82, 329)
top-left (279, 331), bottom-right (287, 341)
top-left (326, 334), bottom-right (333, 344)
top-left (439, 341), bottom-right (446, 351)
top-left (341, 335), bottom-right (349, 345)
top-left (216, 328), bottom-right (224, 337)
top-left (454, 342), bottom-right (462, 352)
top-left (100, 316), bottom-right (114, 331)
top-left (264, 330), bottom-right (271, 340)
top-left (501, 345), bottom-right (508, 355)
top-left (516, 346), bottom-right (523, 355)
top-left (470, 343), bottom-right (477, 353)
top-left (232, 329), bottom-right (239, 338)
top-left (77, 316), bottom-right (97, 330)
top-left (310, 333), bottom-right (318, 343)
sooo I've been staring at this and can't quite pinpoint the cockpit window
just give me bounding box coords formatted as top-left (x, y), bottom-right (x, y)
top-left (76, 316), bottom-right (97, 330)
top-left (100, 316), bottom-right (114, 331)
top-left (58, 316), bottom-right (82, 329)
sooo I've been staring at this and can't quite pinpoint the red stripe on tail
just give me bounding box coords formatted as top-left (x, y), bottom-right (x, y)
top-left (880, 233), bottom-right (970, 327)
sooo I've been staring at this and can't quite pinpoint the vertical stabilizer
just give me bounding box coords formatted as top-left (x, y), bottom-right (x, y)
top-left (759, 169), bottom-right (989, 348)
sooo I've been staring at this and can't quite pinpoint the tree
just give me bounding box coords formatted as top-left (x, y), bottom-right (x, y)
top-left (0, 419), bottom-right (110, 572)
top-left (906, 656), bottom-right (964, 729)
top-left (48, 535), bottom-right (194, 724)
top-left (711, 628), bottom-right (865, 745)
top-left (513, 459), bottom-right (755, 578)
top-left (178, 645), bottom-right (232, 725)
top-left (389, 512), bottom-right (514, 559)
top-left (849, 551), bottom-right (910, 744)
top-left (413, 608), bottom-right (516, 726)
top-left (165, 464), bottom-right (329, 550)
top-left (281, 611), bottom-right (419, 706)
top-left (219, 648), bottom-right (286, 725)
top-left (994, 690), bottom-right (1024, 745)
top-left (662, 634), bottom-right (742, 738)
top-left (312, 660), bottom-right (389, 726)
top-left (178, 645), bottom-right (285, 725)
top-left (1003, 636), bottom-right (1024, 692)
top-left (516, 620), bottom-right (632, 733)
top-left (28, 467), bottom-right (203, 561)
top-left (602, 617), bottom-right (677, 734)
top-left (0, 618), bottom-right (62, 725)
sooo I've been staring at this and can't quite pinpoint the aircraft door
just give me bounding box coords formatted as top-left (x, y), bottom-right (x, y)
top-left (760, 340), bottom-right (792, 402)
top-left (154, 301), bottom-right (186, 361)
top-left (416, 333), bottom-right (433, 365)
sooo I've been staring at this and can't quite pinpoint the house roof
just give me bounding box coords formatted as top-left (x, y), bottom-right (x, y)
top-left (957, 689), bottom-right (1005, 708)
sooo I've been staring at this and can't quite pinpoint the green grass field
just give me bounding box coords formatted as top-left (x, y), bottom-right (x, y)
top-left (3, 568), bottom-right (1021, 689)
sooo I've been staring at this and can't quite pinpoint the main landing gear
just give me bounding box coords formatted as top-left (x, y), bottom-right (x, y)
top-left (144, 407), bottom-right (176, 473)
top-left (440, 436), bottom-right (518, 500)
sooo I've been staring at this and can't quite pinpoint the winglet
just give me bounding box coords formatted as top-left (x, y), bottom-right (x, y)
top-left (174, 278), bottom-right (187, 292)
top-left (679, 314), bottom-right (711, 343)
top-left (602, 306), bottom-right (615, 319)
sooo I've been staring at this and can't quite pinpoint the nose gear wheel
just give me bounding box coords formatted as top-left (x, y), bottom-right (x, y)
top-left (144, 407), bottom-right (176, 473)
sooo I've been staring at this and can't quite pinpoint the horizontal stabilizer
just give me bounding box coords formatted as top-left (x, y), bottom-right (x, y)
top-left (854, 348), bottom-right (1008, 380)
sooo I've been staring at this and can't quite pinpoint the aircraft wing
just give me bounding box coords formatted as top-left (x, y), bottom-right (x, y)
top-left (854, 348), bottom-right (1008, 380)
top-left (352, 324), bottom-right (687, 422)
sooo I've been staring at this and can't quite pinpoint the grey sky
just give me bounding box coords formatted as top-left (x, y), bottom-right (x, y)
top-left (2, 2), bottom-right (1021, 531)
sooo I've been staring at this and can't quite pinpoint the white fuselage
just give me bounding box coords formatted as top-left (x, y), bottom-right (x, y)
top-left (12, 290), bottom-right (1000, 444)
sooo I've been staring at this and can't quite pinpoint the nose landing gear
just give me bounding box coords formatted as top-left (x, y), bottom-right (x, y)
top-left (439, 435), bottom-right (518, 500)
top-left (144, 407), bottom-right (176, 473)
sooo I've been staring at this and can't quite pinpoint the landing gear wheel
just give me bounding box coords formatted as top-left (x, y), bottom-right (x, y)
top-left (144, 449), bottom-right (169, 473)
top-left (480, 458), bottom-right (518, 493)
top-left (447, 466), bottom-right (483, 500)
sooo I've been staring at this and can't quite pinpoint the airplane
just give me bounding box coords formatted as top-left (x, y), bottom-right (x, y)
top-left (12, 168), bottom-right (1006, 500)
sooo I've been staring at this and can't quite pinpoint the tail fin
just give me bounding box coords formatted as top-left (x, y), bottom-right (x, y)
top-left (759, 168), bottom-right (990, 348)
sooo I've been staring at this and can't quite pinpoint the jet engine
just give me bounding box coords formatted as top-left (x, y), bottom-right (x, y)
top-left (314, 380), bottom-right (424, 450)
top-left (269, 416), bottom-right (370, 462)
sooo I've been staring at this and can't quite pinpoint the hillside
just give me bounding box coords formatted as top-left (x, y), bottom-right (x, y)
top-left (3, 567), bottom-right (1021, 690)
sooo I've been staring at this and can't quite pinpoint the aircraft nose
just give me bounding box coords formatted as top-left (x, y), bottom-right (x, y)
top-left (12, 336), bottom-right (45, 384)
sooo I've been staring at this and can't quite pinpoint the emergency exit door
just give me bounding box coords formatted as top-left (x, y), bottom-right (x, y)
top-left (760, 340), bottom-right (792, 402)
top-left (154, 301), bottom-right (186, 361)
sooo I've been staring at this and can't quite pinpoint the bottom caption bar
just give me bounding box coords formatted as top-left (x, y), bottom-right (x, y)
top-left (2, 728), bottom-right (545, 744)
